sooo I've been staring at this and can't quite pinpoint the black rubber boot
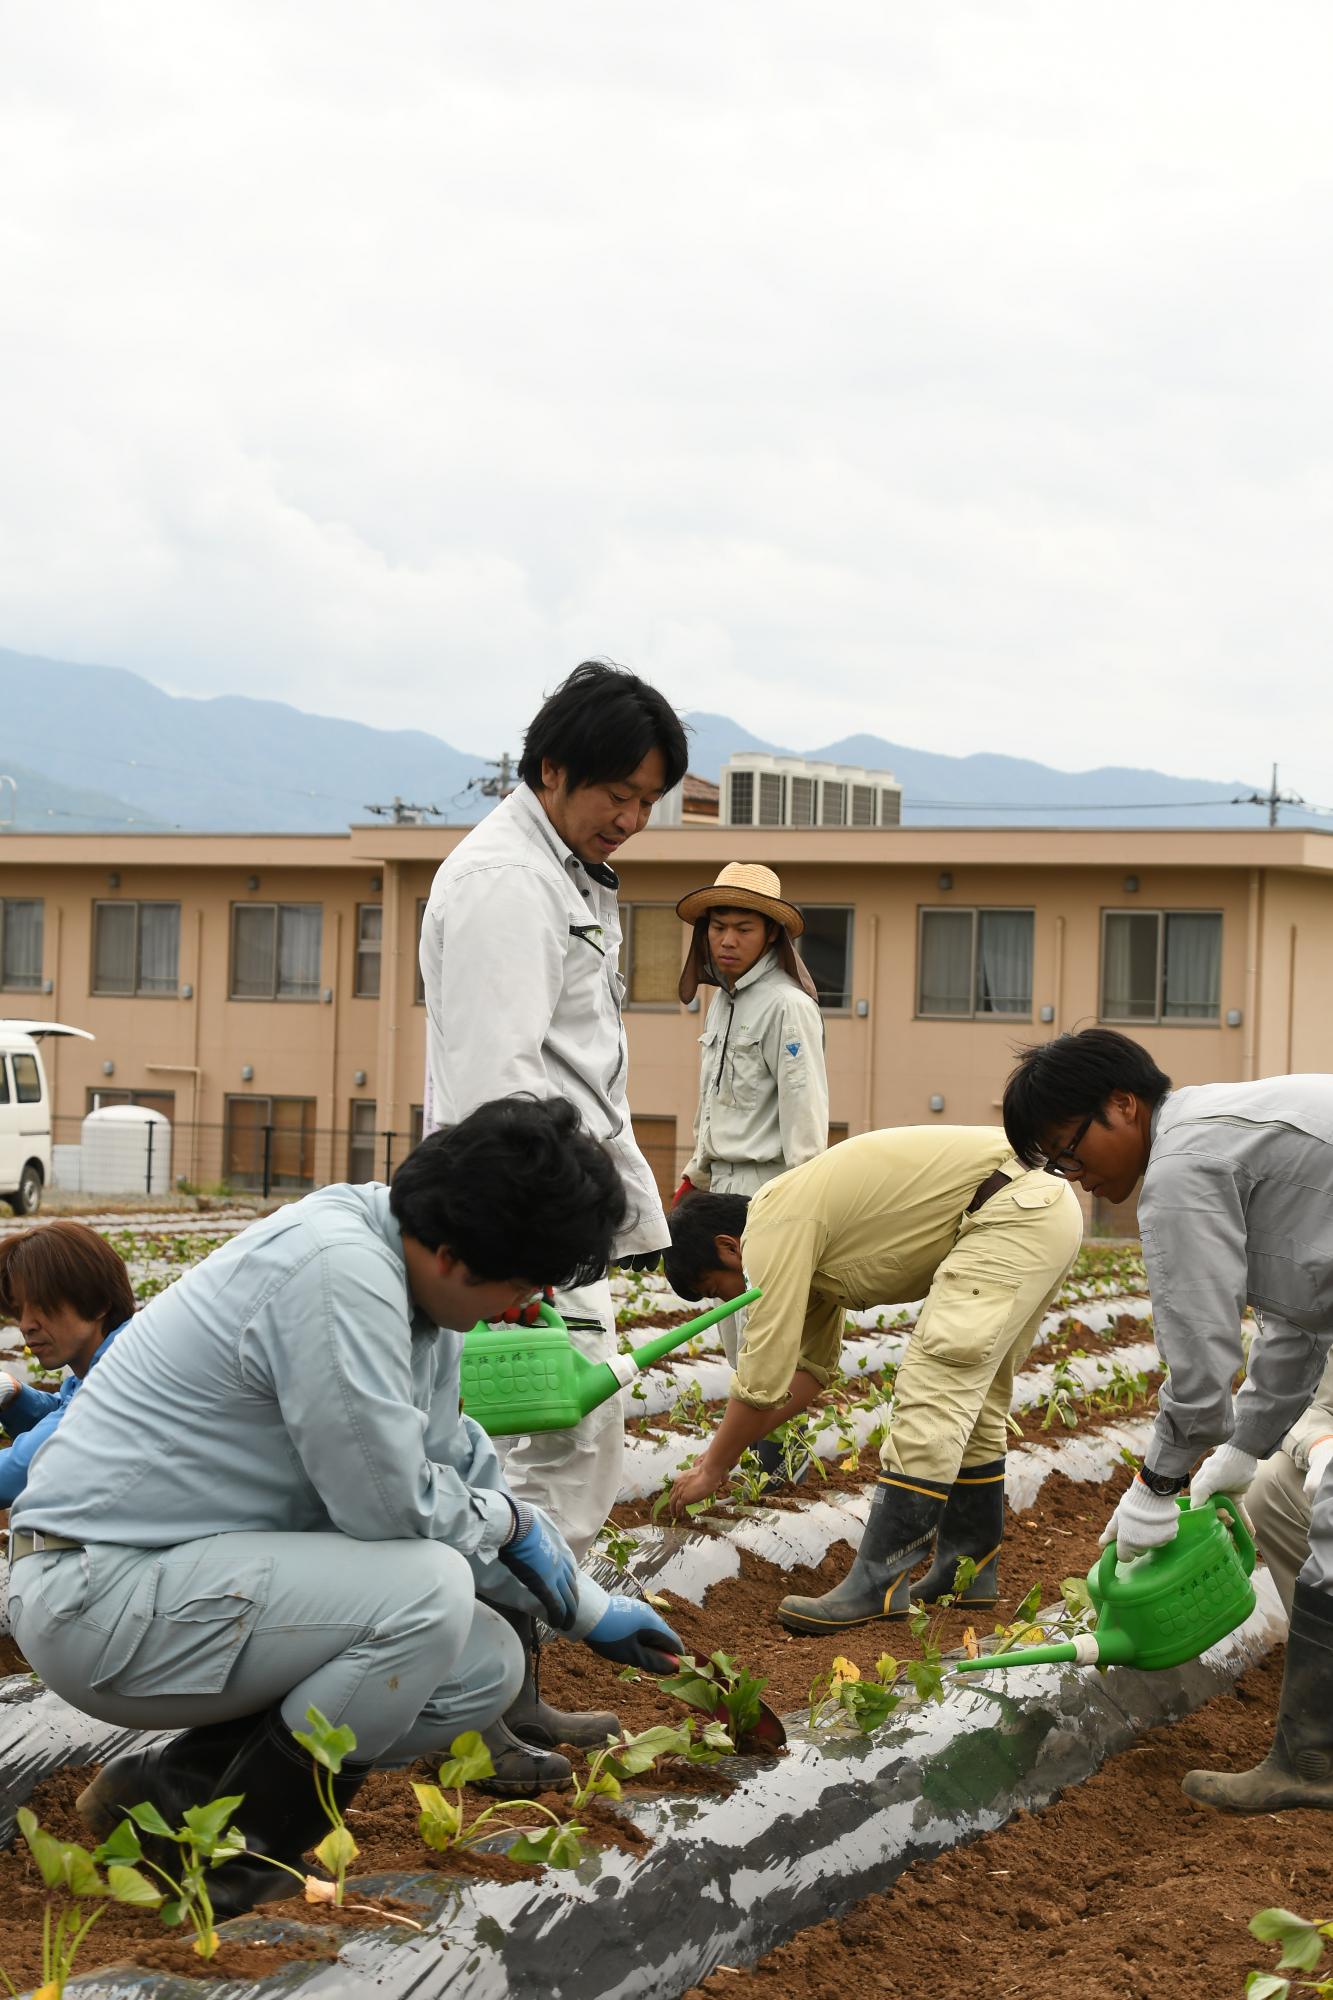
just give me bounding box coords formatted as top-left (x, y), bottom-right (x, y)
top-left (1182, 1581), bottom-right (1333, 1813)
top-left (752, 1435), bottom-right (812, 1492)
top-left (777, 1474), bottom-right (950, 1634)
top-left (207, 1708), bottom-right (369, 1917)
top-left (499, 1609), bottom-right (619, 1751)
top-left (77, 1711), bottom-right (264, 1842)
top-left (912, 1457), bottom-right (1007, 1606)
top-left (476, 1716), bottom-right (573, 1795)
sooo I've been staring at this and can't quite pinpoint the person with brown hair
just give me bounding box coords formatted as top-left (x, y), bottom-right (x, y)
top-left (0, 1221), bottom-right (136, 1507)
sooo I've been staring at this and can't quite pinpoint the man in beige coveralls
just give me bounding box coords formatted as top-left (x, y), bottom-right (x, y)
top-left (663, 1126), bottom-right (1082, 1630)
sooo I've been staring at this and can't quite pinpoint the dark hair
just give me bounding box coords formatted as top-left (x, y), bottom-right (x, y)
top-left (663, 1191), bottom-right (751, 1302)
top-left (518, 660), bottom-right (689, 795)
top-left (0, 1221), bottom-right (136, 1339)
top-left (389, 1097), bottom-right (628, 1287)
top-left (1003, 1029), bottom-right (1172, 1167)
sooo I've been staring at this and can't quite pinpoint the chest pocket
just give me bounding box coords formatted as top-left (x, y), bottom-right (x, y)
top-left (722, 1031), bottom-right (767, 1111)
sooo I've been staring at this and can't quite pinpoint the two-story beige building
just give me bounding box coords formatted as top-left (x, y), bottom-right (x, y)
top-left (2, 820), bottom-right (1332, 1223)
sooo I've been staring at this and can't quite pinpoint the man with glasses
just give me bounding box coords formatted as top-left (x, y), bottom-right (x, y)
top-left (660, 1124), bottom-right (1082, 1631)
top-left (1002, 1028), bottom-right (1333, 1816)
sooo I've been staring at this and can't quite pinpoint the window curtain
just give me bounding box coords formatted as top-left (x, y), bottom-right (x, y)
top-left (975, 911), bottom-right (1033, 1015)
top-left (630, 906), bottom-right (682, 1004)
top-left (2, 900), bottom-right (43, 988)
top-left (1102, 912), bottom-right (1158, 1020)
top-left (1163, 914), bottom-right (1221, 1019)
top-left (93, 903), bottom-right (137, 995)
top-left (918, 910), bottom-right (972, 1015)
top-left (137, 905), bottom-right (179, 995)
top-left (278, 907), bottom-right (322, 999)
top-left (232, 906), bottom-right (276, 998)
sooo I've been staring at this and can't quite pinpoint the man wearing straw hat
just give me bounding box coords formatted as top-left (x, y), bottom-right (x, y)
top-left (673, 862), bottom-right (829, 1487)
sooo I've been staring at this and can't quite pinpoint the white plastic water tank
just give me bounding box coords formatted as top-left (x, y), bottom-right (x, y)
top-left (80, 1105), bottom-right (173, 1196)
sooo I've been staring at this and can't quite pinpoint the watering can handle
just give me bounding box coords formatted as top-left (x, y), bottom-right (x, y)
top-left (1211, 1490), bottom-right (1256, 1575)
top-left (534, 1300), bottom-right (567, 1330)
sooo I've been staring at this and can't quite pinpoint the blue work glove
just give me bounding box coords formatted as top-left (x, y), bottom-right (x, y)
top-left (585, 1594), bottom-right (683, 1673)
top-left (500, 1502), bottom-right (580, 1633)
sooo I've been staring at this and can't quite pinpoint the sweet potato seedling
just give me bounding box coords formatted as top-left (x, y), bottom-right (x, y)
top-left (1246, 1905), bottom-right (1333, 1997)
top-left (654, 1649), bottom-right (769, 1745)
top-left (1, 1808), bottom-right (161, 2000)
top-left (292, 1705), bottom-right (360, 1905)
top-left (412, 1731), bottom-right (584, 1868)
top-left (95, 1796), bottom-right (246, 1962)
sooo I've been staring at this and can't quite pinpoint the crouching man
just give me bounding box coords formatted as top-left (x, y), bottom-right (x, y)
top-left (663, 1126), bottom-right (1082, 1630)
top-left (1002, 1029), bottom-right (1333, 1815)
top-left (4, 1097), bottom-right (680, 1913)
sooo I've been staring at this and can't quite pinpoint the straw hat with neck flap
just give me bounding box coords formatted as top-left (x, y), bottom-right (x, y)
top-left (676, 863), bottom-right (819, 1004)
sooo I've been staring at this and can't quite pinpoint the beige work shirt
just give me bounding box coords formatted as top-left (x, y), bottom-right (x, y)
top-left (732, 1125), bottom-right (1019, 1409)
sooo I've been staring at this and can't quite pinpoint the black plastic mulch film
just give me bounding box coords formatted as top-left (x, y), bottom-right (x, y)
top-left (0, 1578), bottom-right (1282, 2000)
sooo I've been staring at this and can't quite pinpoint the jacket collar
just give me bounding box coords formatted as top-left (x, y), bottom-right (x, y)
top-left (506, 782), bottom-right (619, 891)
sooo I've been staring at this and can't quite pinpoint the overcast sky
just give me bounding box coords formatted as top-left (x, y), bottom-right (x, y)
top-left (4, 3), bottom-right (1333, 798)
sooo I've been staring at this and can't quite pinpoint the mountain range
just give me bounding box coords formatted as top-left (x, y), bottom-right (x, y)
top-left (0, 645), bottom-right (1320, 835)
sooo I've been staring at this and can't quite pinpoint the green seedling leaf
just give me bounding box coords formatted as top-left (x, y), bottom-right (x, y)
top-left (93, 1820), bottom-right (144, 1866)
top-left (107, 1863), bottom-right (164, 1908)
top-left (905, 1656), bottom-right (946, 1705)
top-left (159, 1896), bottom-right (185, 1929)
top-left (951, 1557), bottom-right (979, 1594)
top-left (293, 1706), bottom-right (359, 1775)
top-left (607, 1723), bottom-right (693, 1776)
top-left (1249, 1909), bottom-right (1327, 1973)
top-left (126, 1801), bottom-right (176, 1841)
top-left (507, 1823), bottom-right (588, 1869)
top-left (413, 1783), bottom-right (463, 1852)
top-left (1244, 1976), bottom-right (1290, 2000)
top-left (314, 1825), bottom-right (359, 1879)
top-left (435, 1730), bottom-right (496, 1789)
top-left (182, 1796), bottom-right (247, 1855)
top-left (18, 1809), bottom-right (70, 1892)
top-left (1013, 1583), bottom-right (1043, 1625)
top-left (1059, 1576), bottom-right (1094, 1620)
top-left (63, 1844), bottom-right (105, 1899)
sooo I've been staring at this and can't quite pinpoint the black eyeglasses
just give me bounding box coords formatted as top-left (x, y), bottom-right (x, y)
top-left (1044, 1113), bottom-right (1095, 1179)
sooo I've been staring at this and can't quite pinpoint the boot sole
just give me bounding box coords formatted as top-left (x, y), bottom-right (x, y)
top-left (474, 1773), bottom-right (574, 1798)
top-left (1183, 1775), bottom-right (1333, 1814)
top-left (777, 1607), bottom-right (911, 1634)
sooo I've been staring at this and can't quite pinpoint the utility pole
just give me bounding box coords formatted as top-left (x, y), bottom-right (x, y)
top-left (1234, 764), bottom-right (1304, 828)
top-left (363, 797), bottom-right (444, 826)
top-left (465, 753), bottom-right (518, 803)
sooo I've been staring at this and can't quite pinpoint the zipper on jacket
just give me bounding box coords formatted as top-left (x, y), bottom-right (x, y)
top-left (712, 992), bottom-right (737, 1097)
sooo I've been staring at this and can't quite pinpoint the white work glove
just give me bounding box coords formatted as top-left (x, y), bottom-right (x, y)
top-left (1303, 1435), bottom-right (1333, 1506)
top-left (1189, 1442), bottom-right (1258, 1510)
top-left (0, 1371), bottom-right (19, 1410)
top-left (1099, 1477), bottom-right (1183, 1562)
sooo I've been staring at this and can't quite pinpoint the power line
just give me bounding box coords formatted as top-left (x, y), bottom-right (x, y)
top-left (1232, 762), bottom-right (1306, 828)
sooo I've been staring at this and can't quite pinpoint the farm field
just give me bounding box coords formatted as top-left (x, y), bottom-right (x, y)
top-left (0, 1231), bottom-right (1305, 1999)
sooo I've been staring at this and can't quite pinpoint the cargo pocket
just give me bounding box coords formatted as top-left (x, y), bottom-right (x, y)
top-left (912, 1270), bottom-right (1025, 1372)
top-left (90, 1553), bottom-right (273, 1697)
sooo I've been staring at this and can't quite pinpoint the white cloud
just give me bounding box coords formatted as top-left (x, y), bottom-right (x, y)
top-left (3, 1), bottom-right (1333, 797)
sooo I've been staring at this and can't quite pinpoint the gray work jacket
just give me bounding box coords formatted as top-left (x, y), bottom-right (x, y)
top-left (682, 951), bottom-right (829, 1189)
top-left (419, 783), bottom-right (667, 1257)
top-left (7, 1185), bottom-right (610, 1635)
top-left (1140, 1077), bottom-right (1333, 1478)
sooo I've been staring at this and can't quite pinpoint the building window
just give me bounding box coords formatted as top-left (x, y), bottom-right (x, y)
top-left (828, 1121), bottom-right (850, 1147)
top-left (620, 905), bottom-right (681, 1005)
top-left (0, 899), bottom-right (43, 990)
top-left (92, 902), bottom-right (180, 996)
top-left (851, 784), bottom-right (877, 828)
top-left (789, 775), bottom-right (816, 826)
top-left (230, 903), bottom-right (323, 1001)
top-left (1101, 910), bottom-right (1221, 1023)
top-left (354, 904), bottom-right (382, 998)
top-left (224, 1095), bottom-right (316, 1189)
top-left (917, 908), bottom-right (1034, 1018)
top-left (410, 1103), bottom-right (424, 1148)
top-left (631, 1114), bottom-right (678, 1205)
top-left (86, 1088), bottom-right (176, 1118)
top-left (348, 1099), bottom-right (377, 1181)
top-left (758, 772), bottom-right (784, 826)
top-left (415, 899), bottom-right (427, 1005)
top-left (797, 906), bottom-right (853, 1010)
top-left (727, 770), bottom-right (754, 825)
top-left (879, 788), bottom-right (902, 828)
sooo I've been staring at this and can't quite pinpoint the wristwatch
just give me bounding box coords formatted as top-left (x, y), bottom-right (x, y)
top-left (1136, 1464), bottom-right (1190, 1497)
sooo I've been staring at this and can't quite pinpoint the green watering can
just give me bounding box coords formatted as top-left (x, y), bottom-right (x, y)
top-left (953, 1494), bottom-right (1256, 1675)
top-left (459, 1288), bottom-right (761, 1437)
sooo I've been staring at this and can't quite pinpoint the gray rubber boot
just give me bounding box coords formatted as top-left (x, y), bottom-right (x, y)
top-left (1182, 1581), bottom-right (1333, 1813)
top-left (912, 1457), bottom-right (1006, 1606)
top-left (777, 1474), bottom-right (949, 1634)
top-left (498, 1608), bottom-right (619, 1750)
top-left (476, 1717), bottom-right (573, 1796)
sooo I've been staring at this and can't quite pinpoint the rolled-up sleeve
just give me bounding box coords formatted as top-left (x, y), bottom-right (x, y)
top-left (730, 1214), bottom-right (841, 1409)
top-left (244, 1243), bottom-right (514, 1559)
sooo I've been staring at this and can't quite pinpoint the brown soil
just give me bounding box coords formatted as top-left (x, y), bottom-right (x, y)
top-left (0, 1632), bottom-right (31, 1677)
top-left (683, 1650), bottom-right (1326, 2000)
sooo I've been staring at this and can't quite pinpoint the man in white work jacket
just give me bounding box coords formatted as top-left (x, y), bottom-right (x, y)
top-left (1003, 1028), bottom-right (1333, 1816)
top-left (673, 862), bottom-right (828, 1484)
top-left (420, 659), bottom-right (688, 1783)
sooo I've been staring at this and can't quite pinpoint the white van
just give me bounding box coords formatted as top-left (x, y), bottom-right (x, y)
top-left (0, 1021), bottom-right (94, 1217)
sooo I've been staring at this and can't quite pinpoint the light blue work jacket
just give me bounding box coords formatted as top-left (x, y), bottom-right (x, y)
top-left (0, 1327), bottom-right (121, 1509)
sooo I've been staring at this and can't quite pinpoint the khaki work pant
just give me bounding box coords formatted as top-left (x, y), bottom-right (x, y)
top-left (879, 1169), bottom-right (1084, 1484)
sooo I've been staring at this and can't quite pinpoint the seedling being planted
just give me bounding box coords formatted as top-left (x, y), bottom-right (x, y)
top-left (412, 1731), bottom-right (585, 1869)
top-left (807, 1654), bottom-right (904, 1735)
top-left (292, 1705), bottom-right (360, 1906)
top-left (1247, 1905), bottom-right (1333, 1997)
top-left (94, 1797), bottom-right (246, 1962)
top-left (654, 1650), bottom-right (784, 1751)
top-left (0, 1808), bottom-right (161, 2000)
